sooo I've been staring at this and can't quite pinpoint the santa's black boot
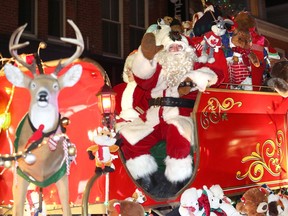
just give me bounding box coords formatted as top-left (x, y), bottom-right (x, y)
top-left (136, 175), bottom-right (155, 192)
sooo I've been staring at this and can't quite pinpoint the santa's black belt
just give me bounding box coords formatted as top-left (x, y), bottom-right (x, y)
top-left (148, 97), bottom-right (195, 108)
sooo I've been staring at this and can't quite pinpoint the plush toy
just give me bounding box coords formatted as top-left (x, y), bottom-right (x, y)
top-left (146, 16), bottom-right (173, 34)
top-left (125, 188), bottom-right (147, 204)
top-left (202, 185), bottom-right (227, 216)
top-left (230, 11), bottom-right (268, 89)
top-left (209, 184), bottom-right (241, 216)
top-left (87, 126), bottom-right (119, 173)
top-left (199, 16), bottom-right (233, 64)
top-left (178, 187), bottom-right (204, 216)
top-left (236, 187), bottom-right (269, 216)
top-left (107, 199), bottom-right (145, 216)
top-left (193, 4), bottom-right (223, 36)
top-left (267, 193), bottom-right (281, 216)
top-left (267, 60), bottom-right (288, 97)
top-left (278, 194), bottom-right (288, 216)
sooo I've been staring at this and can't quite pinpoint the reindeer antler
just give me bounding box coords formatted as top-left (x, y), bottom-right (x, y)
top-left (54, 19), bottom-right (84, 75)
top-left (9, 23), bottom-right (37, 75)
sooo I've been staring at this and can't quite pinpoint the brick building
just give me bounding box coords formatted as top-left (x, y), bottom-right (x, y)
top-left (0, 0), bottom-right (287, 86)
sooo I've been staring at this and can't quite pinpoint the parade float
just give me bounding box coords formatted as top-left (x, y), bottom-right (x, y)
top-left (1, 7), bottom-right (288, 216)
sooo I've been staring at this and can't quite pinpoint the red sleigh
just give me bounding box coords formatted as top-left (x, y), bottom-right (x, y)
top-left (1, 59), bottom-right (288, 215)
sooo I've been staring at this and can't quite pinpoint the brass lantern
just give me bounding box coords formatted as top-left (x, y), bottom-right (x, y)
top-left (97, 82), bottom-right (116, 128)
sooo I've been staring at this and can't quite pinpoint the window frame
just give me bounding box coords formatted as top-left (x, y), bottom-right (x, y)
top-left (101, 0), bottom-right (123, 58)
top-left (19, 0), bottom-right (38, 36)
top-left (47, 0), bottom-right (66, 42)
top-left (128, 0), bottom-right (148, 52)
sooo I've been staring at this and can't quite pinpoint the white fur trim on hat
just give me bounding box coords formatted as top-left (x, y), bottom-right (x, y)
top-left (126, 154), bottom-right (158, 180)
top-left (164, 155), bottom-right (193, 183)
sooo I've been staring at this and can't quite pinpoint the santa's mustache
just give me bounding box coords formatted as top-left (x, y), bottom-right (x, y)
top-left (157, 49), bottom-right (197, 87)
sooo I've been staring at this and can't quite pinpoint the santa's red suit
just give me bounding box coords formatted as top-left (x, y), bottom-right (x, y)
top-left (114, 81), bottom-right (149, 122)
top-left (119, 25), bottom-right (218, 185)
top-left (113, 51), bottom-right (150, 130)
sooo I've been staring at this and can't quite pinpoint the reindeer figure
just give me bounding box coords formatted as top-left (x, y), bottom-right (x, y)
top-left (4, 19), bottom-right (84, 216)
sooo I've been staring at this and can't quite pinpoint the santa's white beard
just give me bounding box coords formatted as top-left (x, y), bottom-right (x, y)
top-left (157, 49), bottom-right (197, 87)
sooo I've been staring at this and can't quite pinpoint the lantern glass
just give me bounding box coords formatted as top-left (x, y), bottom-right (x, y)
top-left (97, 84), bottom-right (116, 115)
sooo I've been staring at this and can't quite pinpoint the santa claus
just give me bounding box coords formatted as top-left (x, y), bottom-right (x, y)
top-left (119, 23), bottom-right (218, 197)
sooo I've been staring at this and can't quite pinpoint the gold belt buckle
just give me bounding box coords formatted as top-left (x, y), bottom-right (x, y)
top-left (155, 97), bottom-right (162, 107)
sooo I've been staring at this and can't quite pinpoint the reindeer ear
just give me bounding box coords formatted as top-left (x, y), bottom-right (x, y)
top-left (4, 63), bottom-right (31, 88)
top-left (59, 64), bottom-right (82, 88)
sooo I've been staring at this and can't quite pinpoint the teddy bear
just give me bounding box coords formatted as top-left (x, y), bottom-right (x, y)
top-left (87, 126), bottom-right (119, 174)
top-left (198, 16), bottom-right (234, 64)
top-left (236, 187), bottom-right (269, 216)
top-left (229, 11), bottom-right (268, 88)
top-left (267, 60), bottom-right (288, 97)
top-left (107, 199), bottom-right (145, 216)
top-left (178, 187), bottom-right (204, 216)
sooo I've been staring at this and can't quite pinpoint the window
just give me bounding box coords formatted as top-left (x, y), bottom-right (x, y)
top-left (129, 0), bottom-right (146, 51)
top-left (102, 0), bottom-right (122, 57)
top-left (18, 0), bottom-right (36, 34)
top-left (48, 0), bottom-right (64, 37)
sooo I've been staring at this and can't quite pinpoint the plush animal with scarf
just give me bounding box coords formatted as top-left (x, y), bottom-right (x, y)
top-left (199, 16), bottom-right (233, 64)
top-left (236, 187), bottom-right (269, 216)
top-left (4, 19), bottom-right (84, 216)
top-left (229, 11), bottom-right (263, 87)
top-left (87, 126), bottom-right (119, 174)
top-left (199, 185), bottom-right (227, 216)
top-left (107, 199), bottom-right (145, 216)
top-left (209, 184), bottom-right (241, 216)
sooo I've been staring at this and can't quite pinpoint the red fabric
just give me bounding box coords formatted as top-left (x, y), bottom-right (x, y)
top-left (198, 192), bottom-right (210, 215)
top-left (251, 45), bottom-right (265, 90)
top-left (113, 202), bottom-right (121, 214)
top-left (121, 118), bottom-right (191, 160)
top-left (113, 83), bottom-right (126, 116)
top-left (231, 47), bottom-right (251, 66)
top-left (204, 31), bottom-right (222, 48)
top-left (98, 145), bottom-right (105, 161)
top-left (190, 36), bottom-right (229, 85)
top-left (113, 82), bottom-right (150, 119)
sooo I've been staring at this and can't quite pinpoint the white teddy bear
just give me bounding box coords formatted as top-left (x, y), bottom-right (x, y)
top-left (179, 187), bottom-right (204, 216)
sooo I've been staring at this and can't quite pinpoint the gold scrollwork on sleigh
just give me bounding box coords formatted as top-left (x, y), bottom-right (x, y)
top-left (236, 130), bottom-right (284, 182)
top-left (200, 97), bottom-right (242, 129)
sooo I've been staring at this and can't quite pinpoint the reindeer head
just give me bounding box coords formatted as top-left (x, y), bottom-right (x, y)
top-left (4, 20), bottom-right (84, 132)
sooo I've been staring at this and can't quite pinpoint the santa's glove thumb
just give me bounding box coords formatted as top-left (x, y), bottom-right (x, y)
top-left (141, 33), bottom-right (163, 60)
top-left (87, 151), bottom-right (95, 160)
